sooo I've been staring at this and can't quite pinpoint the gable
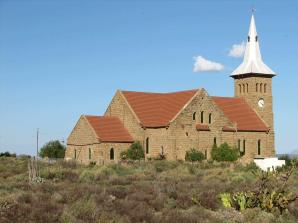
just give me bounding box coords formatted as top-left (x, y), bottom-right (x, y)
top-left (211, 96), bottom-right (268, 132)
top-left (67, 116), bottom-right (99, 145)
top-left (121, 89), bottom-right (198, 128)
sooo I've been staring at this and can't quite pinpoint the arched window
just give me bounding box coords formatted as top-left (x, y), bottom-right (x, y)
top-left (161, 146), bottom-right (164, 155)
top-left (205, 150), bottom-right (207, 159)
top-left (74, 149), bottom-right (77, 159)
top-left (248, 36), bottom-right (250, 42)
top-left (213, 137), bottom-right (217, 146)
top-left (200, 111), bottom-right (204, 124)
top-left (110, 148), bottom-right (114, 160)
top-left (243, 140), bottom-right (246, 155)
top-left (246, 83), bottom-right (249, 93)
top-left (238, 139), bottom-right (241, 150)
top-left (239, 84), bottom-right (242, 94)
top-left (146, 137), bottom-right (149, 154)
top-left (192, 112), bottom-right (196, 121)
top-left (256, 83), bottom-right (259, 92)
top-left (258, 140), bottom-right (261, 155)
top-left (89, 148), bottom-right (91, 160)
top-left (208, 113), bottom-right (212, 124)
top-left (255, 36), bottom-right (258, 42)
top-left (242, 84), bottom-right (245, 93)
top-left (264, 84), bottom-right (267, 93)
top-left (260, 83), bottom-right (263, 93)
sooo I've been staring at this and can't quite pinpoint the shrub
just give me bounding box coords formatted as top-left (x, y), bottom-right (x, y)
top-left (185, 149), bottom-right (205, 162)
top-left (39, 140), bottom-right (65, 158)
top-left (122, 141), bottom-right (145, 160)
top-left (211, 142), bottom-right (239, 162)
top-left (0, 151), bottom-right (16, 157)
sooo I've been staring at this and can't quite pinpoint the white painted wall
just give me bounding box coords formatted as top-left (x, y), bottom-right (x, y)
top-left (254, 157), bottom-right (285, 171)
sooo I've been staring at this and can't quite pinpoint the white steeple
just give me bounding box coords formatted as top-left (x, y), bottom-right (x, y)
top-left (231, 14), bottom-right (276, 77)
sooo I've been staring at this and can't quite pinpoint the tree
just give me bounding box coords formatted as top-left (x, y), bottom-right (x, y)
top-left (211, 142), bottom-right (239, 162)
top-left (121, 141), bottom-right (144, 160)
top-left (39, 140), bottom-right (65, 158)
top-left (185, 149), bottom-right (205, 162)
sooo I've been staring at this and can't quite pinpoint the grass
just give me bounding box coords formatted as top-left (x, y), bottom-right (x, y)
top-left (0, 156), bottom-right (297, 223)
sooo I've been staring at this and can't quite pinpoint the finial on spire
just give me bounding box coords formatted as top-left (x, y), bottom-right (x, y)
top-left (251, 6), bottom-right (256, 14)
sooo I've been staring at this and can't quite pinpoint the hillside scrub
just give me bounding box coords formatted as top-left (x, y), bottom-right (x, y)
top-left (0, 156), bottom-right (297, 223)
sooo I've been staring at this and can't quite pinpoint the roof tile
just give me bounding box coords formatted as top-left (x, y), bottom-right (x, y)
top-left (85, 116), bottom-right (134, 142)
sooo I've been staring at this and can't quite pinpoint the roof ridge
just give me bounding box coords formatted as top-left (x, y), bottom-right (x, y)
top-left (121, 88), bottom-right (199, 95)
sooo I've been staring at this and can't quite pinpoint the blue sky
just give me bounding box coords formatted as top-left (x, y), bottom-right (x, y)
top-left (1, 0), bottom-right (298, 155)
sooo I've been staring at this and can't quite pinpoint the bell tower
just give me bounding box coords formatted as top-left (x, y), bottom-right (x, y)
top-left (231, 14), bottom-right (276, 153)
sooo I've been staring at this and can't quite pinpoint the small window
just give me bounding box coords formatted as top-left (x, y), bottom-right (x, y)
top-left (89, 148), bottom-right (91, 160)
top-left (208, 113), bottom-right (212, 124)
top-left (255, 36), bottom-right (258, 42)
top-left (256, 83), bottom-right (259, 92)
top-left (238, 139), bottom-right (241, 150)
top-left (239, 84), bottom-right (242, 94)
top-left (258, 140), bottom-right (261, 155)
top-left (205, 150), bottom-right (207, 159)
top-left (192, 112), bottom-right (196, 121)
top-left (246, 83), bottom-right (249, 93)
top-left (260, 83), bottom-right (263, 93)
top-left (146, 137), bottom-right (149, 154)
top-left (161, 146), bottom-right (164, 155)
top-left (213, 137), bottom-right (217, 146)
top-left (185, 132), bottom-right (189, 137)
top-left (264, 84), bottom-right (267, 93)
top-left (201, 111), bottom-right (204, 124)
top-left (110, 148), bottom-right (114, 160)
top-left (242, 84), bottom-right (245, 93)
top-left (243, 140), bottom-right (246, 155)
top-left (248, 36), bottom-right (250, 42)
top-left (74, 149), bottom-right (77, 159)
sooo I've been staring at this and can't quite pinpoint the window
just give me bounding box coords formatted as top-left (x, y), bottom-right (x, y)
top-left (205, 150), bottom-right (207, 159)
top-left (242, 84), bottom-right (245, 93)
top-left (256, 83), bottom-right (259, 92)
top-left (146, 137), bottom-right (149, 154)
top-left (248, 36), bottom-right (250, 42)
top-left (258, 140), bottom-right (261, 155)
top-left (243, 140), bottom-right (246, 155)
top-left (255, 36), bottom-right (258, 42)
top-left (200, 111), bottom-right (204, 124)
top-left (238, 139), bottom-right (241, 150)
top-left (161, 146), bottom-right (164, 155)
top-left (193, 112), bottom-right (196, 121)
top-left (260, 83), bottom-right (263, 93)
top-left (239, 84), bottom-right (242, 94)
top-left (213, 137), bottom-right (217, 146)
top-left (246, 83), bottom-right (249, 93)
top-left (89, 148), bottom-right (91, 160)
top-left (264, 84), bottom-right (267, 93)
top-left (110, 148), bottom-right (114, 160)
top-left (74, 149), bottom-right (77, 159)
top-left (208, 113), bottom-right (212, 124)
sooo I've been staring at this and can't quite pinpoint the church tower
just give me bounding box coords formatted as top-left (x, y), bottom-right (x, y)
top-left (231, 14), bottom-right (276, 153)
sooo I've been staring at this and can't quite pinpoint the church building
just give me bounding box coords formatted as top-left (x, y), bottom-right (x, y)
top-left (65, 15), bottom-right (276, 164)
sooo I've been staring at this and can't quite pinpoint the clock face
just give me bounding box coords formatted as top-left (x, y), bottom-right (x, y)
top-left (258, 99), bottom-right (265, 108)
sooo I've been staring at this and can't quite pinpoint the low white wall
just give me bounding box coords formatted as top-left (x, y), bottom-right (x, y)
top-left (254, 157), bottom-right (285, 171)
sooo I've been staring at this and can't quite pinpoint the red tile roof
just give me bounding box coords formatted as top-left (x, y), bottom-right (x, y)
top-left (122, 89), bottom-right (198, 128)
top-left (211, 97), bottom-right (269, 132)
top-left (84, 115), bottom-right (134, 142)
top-left (196, 124), bottom-right (210, 131)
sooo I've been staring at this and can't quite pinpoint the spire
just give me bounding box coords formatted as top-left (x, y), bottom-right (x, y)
top-left (231, 14), bottom-right (276, 77)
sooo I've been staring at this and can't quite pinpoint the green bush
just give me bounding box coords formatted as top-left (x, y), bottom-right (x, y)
top-left (39, 140), bottom-right (65, 158)
top-left (185, 149), bottom-right (205, 162)
top-left (211, 142), bottom-right (239, 162)
top-left (121, 141), bottom-right (144, 160)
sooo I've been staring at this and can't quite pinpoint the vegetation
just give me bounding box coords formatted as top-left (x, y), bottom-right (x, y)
top-left (39, 140), bottom-right (65, 158)
top-left (0, 151), bottom-right (16, 157)
top-left (211, 142), bottom-right (239, 162)
top-left (0, 156), bottom-right (297, 223)
top-left (185, 149), bottom-right (205, 162)
top-left (120, 141), bottom-right (145, 160)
